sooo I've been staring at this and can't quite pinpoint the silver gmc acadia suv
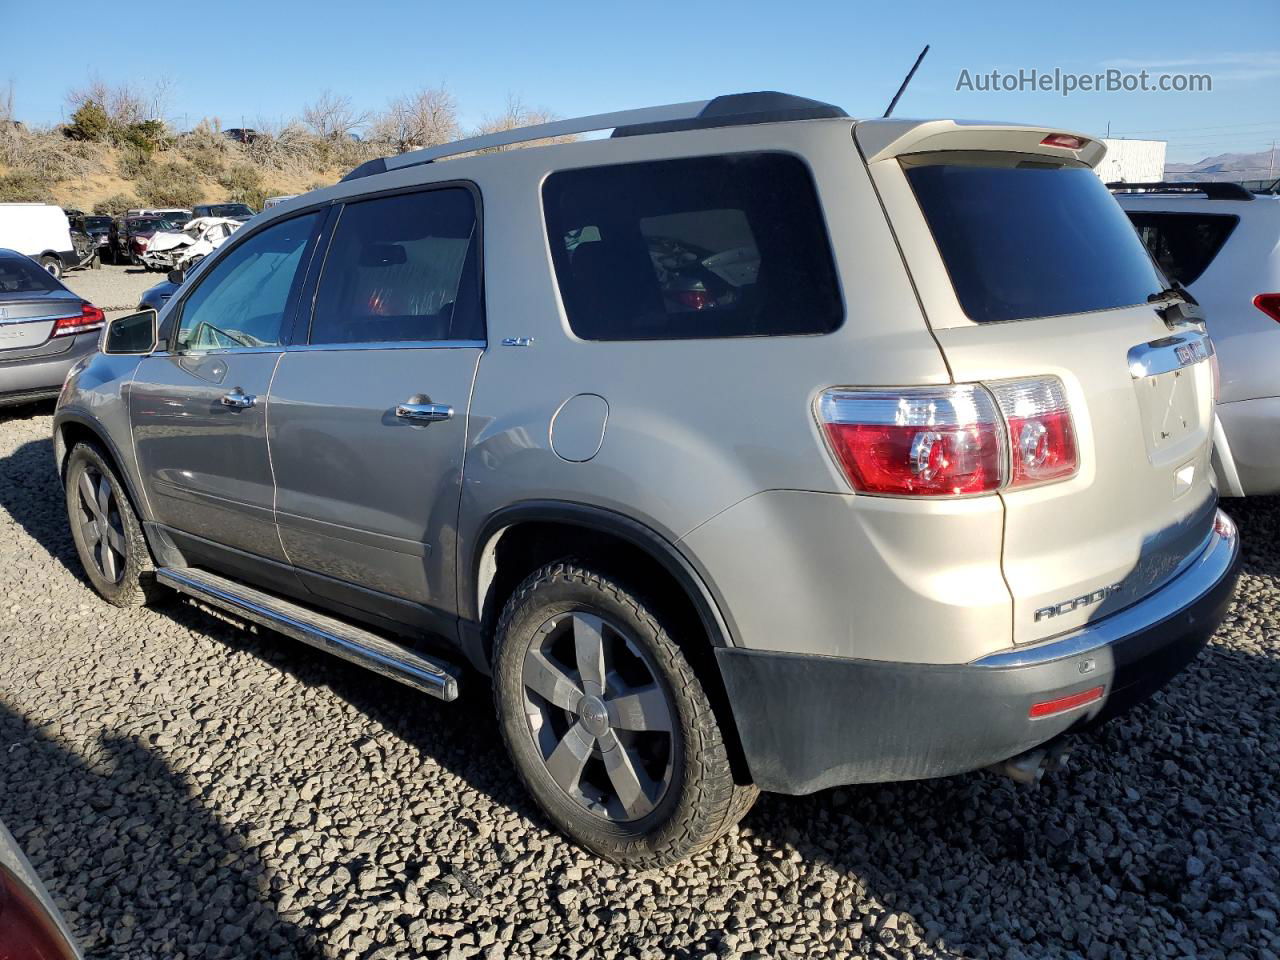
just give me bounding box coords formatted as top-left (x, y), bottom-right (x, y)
top-left (54, 93), bottom-right (1242, 866)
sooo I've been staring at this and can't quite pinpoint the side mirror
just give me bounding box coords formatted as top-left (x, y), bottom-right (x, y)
top-left (167, 267), bottom-right (185, 285)
top-left (102, 310), bottom-right (158, 355)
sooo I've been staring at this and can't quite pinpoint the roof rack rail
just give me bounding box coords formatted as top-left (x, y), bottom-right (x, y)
top-left (1106, 181), bottom-right (1255, 201)
top-left (341, 92), bottom-right (848, 182)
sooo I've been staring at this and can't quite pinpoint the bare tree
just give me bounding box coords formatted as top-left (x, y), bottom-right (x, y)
top-left (148, 75), bottom-right (177, 122)
top-left (371, 85), bottom-right (459, 153)
top-left (470, 94), bottom-right (573, 150)
top-left (67, 76), bottom-right (146, 126)
top-left (0, 80), bottom-right (14, 126)
top-left (301, 90), bottom-right (370, 140)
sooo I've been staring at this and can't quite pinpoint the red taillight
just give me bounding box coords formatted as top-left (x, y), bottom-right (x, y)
top-left (818, 386), bottom-right (1006, 496)
top-left (988, 377), bottom-right (1079, 488)
top-left (52, 303), bottom-right (105, 338)
top-left (1254, 293), bottom-right (1280, 322)
top-left (817, 377), bottom-right (1078, 498)
top-left (0, 863), bottom-right (79, 960)
top-left (1040, 133), bottom-right (1086, 150)
top-left (1029, 685), bottom-right (1105, 719)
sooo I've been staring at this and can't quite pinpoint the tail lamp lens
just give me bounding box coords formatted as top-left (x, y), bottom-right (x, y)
top-left (1254, 293), bottom-right (1280, 322)
top-left (818, 386), bottom-right (1005, 496)
top-left (52, 303), bottom-right (105, 338)
top-left (988, 377), bottom-right (1079, 488)
top-left (0, 863), bottom-right (79, 960)
top-left (817, 376), bottom-right (1078, 497)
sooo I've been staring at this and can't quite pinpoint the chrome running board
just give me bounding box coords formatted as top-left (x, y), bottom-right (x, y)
top-left (156, 566), bottom-right (460, 701)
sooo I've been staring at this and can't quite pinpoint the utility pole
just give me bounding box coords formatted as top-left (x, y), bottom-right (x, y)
top-left (1106, 120), bottom-right (1111, 138)
top-left (1269, 140), bottom-right (1275, 179)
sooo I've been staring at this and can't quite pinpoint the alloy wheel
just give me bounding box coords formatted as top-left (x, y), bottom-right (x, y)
top-left (521, 611), bottom-right (675, 822)
top-left (75, 466), bottom-right (127, 583)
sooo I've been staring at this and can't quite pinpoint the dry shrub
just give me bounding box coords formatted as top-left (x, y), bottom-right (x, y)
top-left (0, 171), bottom-right (55, 202)
top-left (94, 192), bottom-right (137, 215)
top-left (138, 160), bottom-right (202, 207)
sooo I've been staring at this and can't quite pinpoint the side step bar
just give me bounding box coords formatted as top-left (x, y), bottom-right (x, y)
top-left (156, 567), bottom-right (460, 701)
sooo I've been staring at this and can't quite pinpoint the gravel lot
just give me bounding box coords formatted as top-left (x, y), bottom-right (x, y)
top-left (0, 404), bottom-right (1276, 960)
top-left (61, 263), bottom-right (162, 318)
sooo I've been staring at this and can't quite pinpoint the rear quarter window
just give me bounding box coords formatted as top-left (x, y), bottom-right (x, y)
top-left (542, 153), bottom-right (843, 340)
top-left (904, 156), bottom-right (1166, 324)
top-left (1124, 211), bottom-right (1239, 286)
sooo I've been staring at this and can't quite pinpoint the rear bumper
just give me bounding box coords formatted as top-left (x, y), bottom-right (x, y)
top-left (717, 509), bottom-right (1241, 795)
top-left (0, 334), bottom-right (97, 404)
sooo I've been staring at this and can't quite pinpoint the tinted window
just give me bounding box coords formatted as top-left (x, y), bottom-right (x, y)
top-left (175, 211), bottom-right (319, 352)
top-left (0, 255), bottom-right (61, 293)
top-left (904, 157), bottom-right (1166, 324)
top-left (309, 188), bottom-right (482, 345)
top-left (1125, 212), bottom-right (1238, 286)
top-left (543, 153), bottom-right (842, 340)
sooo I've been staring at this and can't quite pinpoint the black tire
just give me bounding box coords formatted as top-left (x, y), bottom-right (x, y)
top-left (39, 255), bottom-right (62, 279)
top-left (64, 443), bottom-right (158, 607)
top-left (493, 560), bottom-right (757, 867)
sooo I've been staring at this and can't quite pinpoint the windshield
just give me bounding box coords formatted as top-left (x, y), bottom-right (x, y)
top-left (84, 217), bottom-right (112, 230)
top-left (0, 255), bottom-right (62, 293)
top-left (206, 204), bottom-right (254, 218)
top-left (903, 155), bottom-right (1166, 324)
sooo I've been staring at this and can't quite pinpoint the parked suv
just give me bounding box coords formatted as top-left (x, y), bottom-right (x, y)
top-left (1111, 181), bottom-right (1280, 495)
top-left (54, 93), bottom-right (1241, 866)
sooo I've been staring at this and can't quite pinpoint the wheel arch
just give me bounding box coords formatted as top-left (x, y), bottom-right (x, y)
top-left (467, 501), bottom-right (737, 650)
top-left (55, 413), bottom-right (150, 523)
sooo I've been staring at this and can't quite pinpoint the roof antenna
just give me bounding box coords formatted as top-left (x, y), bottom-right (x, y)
top-left (883, 45), bottom-right (930, 118)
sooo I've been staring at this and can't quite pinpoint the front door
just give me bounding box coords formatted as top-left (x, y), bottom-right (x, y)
top-left (131, 210), bottom-right (324, 562)
top-left (268, 185), bottom-right (484, 620)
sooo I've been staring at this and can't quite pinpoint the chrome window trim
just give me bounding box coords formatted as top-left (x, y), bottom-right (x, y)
top-left (971, 509), bottom-right (1238, 669)
top-left (284, 339), bottom-right (486, 352)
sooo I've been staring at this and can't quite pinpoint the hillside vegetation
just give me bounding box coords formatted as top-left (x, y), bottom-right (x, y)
top-left (0, 82), bottom-right (566, 215)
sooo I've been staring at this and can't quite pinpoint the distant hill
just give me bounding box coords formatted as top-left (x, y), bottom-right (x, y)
top-left (1166, 148), bottom-right (1278, 181)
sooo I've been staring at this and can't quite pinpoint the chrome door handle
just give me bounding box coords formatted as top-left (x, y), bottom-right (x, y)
top-left (395, 401), bottom-right (453, 423)
top-left (220, 389), bottom-right (256, 409)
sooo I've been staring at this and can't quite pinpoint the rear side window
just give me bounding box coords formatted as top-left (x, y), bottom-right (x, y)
top-left (0, 255), bottom-right (60, 293)
top-left (310, 187), bottom-right (482, 345)
top-left (904, 157), bottom-right (1166, 324)
top-left (1124, 211), bottom-right (1238, 286)
top-left (543, 153), bottom-right (842, 340)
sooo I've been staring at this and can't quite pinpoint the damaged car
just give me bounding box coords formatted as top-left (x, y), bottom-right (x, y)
top-left (140, 216), bottom-right (242, 272)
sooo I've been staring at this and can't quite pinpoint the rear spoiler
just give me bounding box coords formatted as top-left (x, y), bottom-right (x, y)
top-left (855, 119), bottom-right (1106, 168)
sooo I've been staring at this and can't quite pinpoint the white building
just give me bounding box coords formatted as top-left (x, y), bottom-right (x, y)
top-left (1095, 139), bottom-right (1167, 183)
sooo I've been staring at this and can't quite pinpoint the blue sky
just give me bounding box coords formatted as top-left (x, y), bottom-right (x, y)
top-left (6, 0), bottom-right (1277, 166)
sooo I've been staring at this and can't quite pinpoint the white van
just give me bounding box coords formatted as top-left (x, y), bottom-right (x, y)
top-left (0, 204), bottom-right (76, 278)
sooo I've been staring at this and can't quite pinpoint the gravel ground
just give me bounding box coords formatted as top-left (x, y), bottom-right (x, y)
top-left (0, 404), bottom-right (1276, 960)
top-left (61, 263), bottom-right (161, 317)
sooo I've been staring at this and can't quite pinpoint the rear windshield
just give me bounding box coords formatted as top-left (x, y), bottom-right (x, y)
top-left (543, 153), bottom-right (843, 340)
top-left (1124, 211), bottom-right (1238, 286)
top-left (904, 156), bottom-right (1166, 324)
top-left (0, 255), bottom-right (61, 293)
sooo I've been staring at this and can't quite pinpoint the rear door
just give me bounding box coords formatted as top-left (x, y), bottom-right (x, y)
top-left (268, 184), bottom-right (483, 624)
top-left (865, 138), bottom-right (1217, 644)
top-left (131, 210), bottom-right (324, 563)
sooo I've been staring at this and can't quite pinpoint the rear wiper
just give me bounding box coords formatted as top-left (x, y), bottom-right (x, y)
top-left (1148, 281), bottom-right (1204, 328)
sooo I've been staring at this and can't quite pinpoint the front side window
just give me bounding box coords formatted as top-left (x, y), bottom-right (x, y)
top-left (175, 211), bottom-right (320, 352)
top-left (1125, 211), bottom-right (1238, 286)
top-left (309, 187), bottom-right (481, 345)
top-left (543, 153), bottom-right (843, 340)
